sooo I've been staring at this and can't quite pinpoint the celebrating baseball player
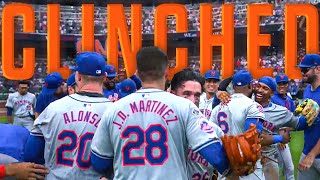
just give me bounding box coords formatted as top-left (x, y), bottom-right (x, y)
top-left (271, 74), bottom-right (296, 112)
top-left (5, 80), bottom-right (36, 131)
top-left (210, 70), bottom-right (292, 180)
top-left (90, 47), bottom-right (261, 179)
top-left (270, 74), bottom-right (296, 180)
top-left (296, 54), bottom-right (320, 180)
top-left (24, 52), bottom-right (112, 179)
top-left (199, 70), bottom-right (221, 119)
top-left (103, 64), bottom-right (119, 99)
top-left (254, 76), bottom-right (319, 180)
top-left (170, 68), bottom-right (224, 180)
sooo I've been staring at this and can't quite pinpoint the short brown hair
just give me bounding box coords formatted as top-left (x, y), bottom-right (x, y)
top-left (136, 46), bottom-right (168, 82)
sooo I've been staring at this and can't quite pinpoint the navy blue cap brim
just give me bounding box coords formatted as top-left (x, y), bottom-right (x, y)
top-left (108, 73), bottom-right (117, 78)
top-left (42, 85), bottom-right (58, 94)
top-left (276, 80), bottom-right (289, 83)
top-left (205, 77), bottom-right (220, 80)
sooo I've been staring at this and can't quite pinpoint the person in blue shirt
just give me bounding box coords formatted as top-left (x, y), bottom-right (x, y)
top-left (103, 64), bottom-right (142, 101)
top-left (271, 74), bottom-right (295, 112)
top-left (296, 54), bottom-right (320, 180)
top-left (0, 124), bottom-right (29, 163)
top-left (35, 72), bottom-right (67, 119)
top-left (103, 64), bottom-right (119, 99)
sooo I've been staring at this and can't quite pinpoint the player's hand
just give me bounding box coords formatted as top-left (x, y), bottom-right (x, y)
top-left (298, 153), bottom-right (316, 171)
top-left (279, 127), bottom-right (292, 144)
top-left (5, 162), bottom-right (49, 180)
top-left (277, 143), bottom-right (286, 151)
top-left (216, 91), bottom-right (231, 105)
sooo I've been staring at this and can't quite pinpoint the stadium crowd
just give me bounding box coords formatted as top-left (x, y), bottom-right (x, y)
top-left (0, 0), bottom-right (312, 101)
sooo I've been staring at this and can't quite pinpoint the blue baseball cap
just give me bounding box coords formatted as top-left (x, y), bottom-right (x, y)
top-left (105, 65), bottom-right (117, 78)
top-left (119, 79), bottom-right (136, 98)
top-left (298, 54), bottom-right (320, 68)
top-left (258, 76), bottom-right (277, 92)
top-left (232, 70), bottom-right (253, 86)
top-left (67, 72), bottom-right (76, 87)
top-left (42, 72), bottom-right (64, 94)
top-left (204, 70), bottom-right (220, 80)
top-left (75, 52), bottom-right (106, 76)
top-left (275, 74), bottom-right (289, 83)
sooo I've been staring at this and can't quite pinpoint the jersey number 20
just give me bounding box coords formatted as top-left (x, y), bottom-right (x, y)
top-left (56, 130), bottom-right (94, 169)
top-left (217, 112), bottom-right (229, 134)
top-left (121, 124), bottom-right (168, 166)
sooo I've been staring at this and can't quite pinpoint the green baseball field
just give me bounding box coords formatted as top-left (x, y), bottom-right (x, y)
top-left (0, 117), bottom-right (304, 179)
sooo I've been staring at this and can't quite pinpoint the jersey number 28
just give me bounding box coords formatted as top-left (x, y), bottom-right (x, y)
top-left (56, 130), bottom-right (94, 170)
top-left (121, 124), bottom-right (169, 166)
top-left (217, 112), bottom-right (229, 134)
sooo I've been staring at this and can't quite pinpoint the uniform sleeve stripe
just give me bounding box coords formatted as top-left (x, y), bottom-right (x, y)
top-left (193, 138), bottom-right (219, 152)
top-left (30, 132), bottom-right (44, 137)
top-left (91, 150), bottom-right (113, 160)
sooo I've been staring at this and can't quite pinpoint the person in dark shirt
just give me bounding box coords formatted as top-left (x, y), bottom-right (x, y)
top-left (35, 72), bottom-right (66, 118)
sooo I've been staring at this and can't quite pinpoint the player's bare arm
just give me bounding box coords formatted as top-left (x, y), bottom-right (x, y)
top-left (299, 139), bottom-right (320, 171)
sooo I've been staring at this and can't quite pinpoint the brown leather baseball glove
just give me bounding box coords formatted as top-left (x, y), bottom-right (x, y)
top-left (220, 124), bottom-right (262, 176)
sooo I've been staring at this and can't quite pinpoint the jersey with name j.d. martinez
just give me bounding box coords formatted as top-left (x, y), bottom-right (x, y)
top-left (91, 88), bottom-right (220, 180)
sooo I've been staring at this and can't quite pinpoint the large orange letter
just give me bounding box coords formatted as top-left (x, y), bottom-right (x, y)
top-left (2, 4), bottom-right (35, 80)
top-left (107, 4), bottom-right (142, 77)
top-left (47, 4), bottom-right (70, 79)
top-left (200, 4), bottom-right (234, 78)
top-left (82, 4), bottom-right (94, 52)
top-left (247, 4), bottom-right (273, 79)
top-left (285, 4), bottom-right (318, 79)
top-left (154, 4), bottom-right (188, 80)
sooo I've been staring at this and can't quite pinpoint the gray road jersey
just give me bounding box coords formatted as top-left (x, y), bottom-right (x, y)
top-left (31, 94), bottom-right (112, 180)
top-left (5, 92), bottom-right (36, 118)
top-left (91, 89), bottom-right (220, 180)
top-left (261, 102), bottom-right (299, 156)
top-left (210, 93), bottom-right (266, 135)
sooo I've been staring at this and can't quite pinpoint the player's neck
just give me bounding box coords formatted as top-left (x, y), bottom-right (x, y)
top-left (259, 100), bottom-right (270, 108)
top-left (206, 92), bottom-right (214, 100)
top-left (142, 81), bottom-right (165, 91)
top-left (78, 84), bottom-right (103, 94)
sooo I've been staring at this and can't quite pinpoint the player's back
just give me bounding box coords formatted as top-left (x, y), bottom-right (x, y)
top-left (210, 93), bottom-right (265, 135)
top-left (94, 88), bottom-right (218, 180)
top-left (35, 93), bottom-right (112, 180)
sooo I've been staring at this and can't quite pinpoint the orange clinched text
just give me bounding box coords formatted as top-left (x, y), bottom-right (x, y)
top-left (1, 3), bottom-right (319, 80)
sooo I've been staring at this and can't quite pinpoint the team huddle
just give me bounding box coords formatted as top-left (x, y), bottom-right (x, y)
top-left (0, 47), bottom-right (320, 180)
